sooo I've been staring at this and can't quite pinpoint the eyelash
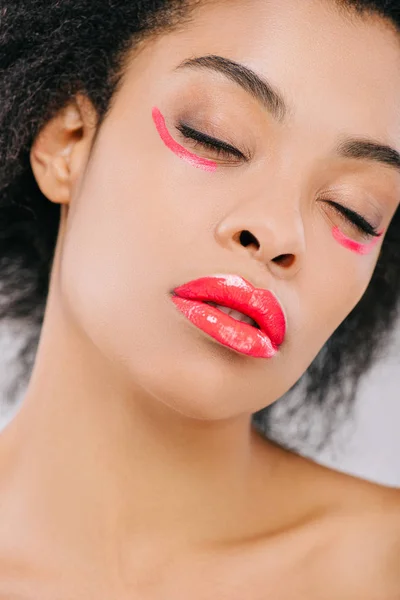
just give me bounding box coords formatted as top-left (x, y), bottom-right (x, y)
top-left (176, 123), bottom-right (381, 238)
top-left (176, 122), bottom-right (248, 161)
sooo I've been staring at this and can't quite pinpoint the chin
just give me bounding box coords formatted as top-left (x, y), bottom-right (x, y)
top-left (125, 344), bottom-right (279, 422)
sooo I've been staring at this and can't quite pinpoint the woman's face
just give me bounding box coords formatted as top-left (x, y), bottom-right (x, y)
top-left (39, 0), bottom-right (400, 419)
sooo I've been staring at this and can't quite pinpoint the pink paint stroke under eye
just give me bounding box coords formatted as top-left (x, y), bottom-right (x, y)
top-left (152, 107), bottom-right (217, 172)
top-left (332, 226), bottom-right (384, 255)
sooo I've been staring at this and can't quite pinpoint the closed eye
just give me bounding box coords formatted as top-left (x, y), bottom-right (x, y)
top-left (324, 200), bottom-right (381, 237)
top-left (176, 122), bottom-right (249, 162)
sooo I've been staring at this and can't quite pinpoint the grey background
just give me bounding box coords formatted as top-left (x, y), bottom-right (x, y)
top-left (1, 321), bottom-right (399, 487)
top-left (315, 328), bottom-right (400, 487)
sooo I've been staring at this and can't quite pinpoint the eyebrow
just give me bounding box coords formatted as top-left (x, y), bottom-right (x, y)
top-left (175, 54), bottom-right (400, 175)
top-left (336, 138), bottom-right (400, 175)
top-left (175, 54), bottom-right (287, 121)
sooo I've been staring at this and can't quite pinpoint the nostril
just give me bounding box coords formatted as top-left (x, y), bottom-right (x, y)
top-left (235, 231), bottom-right (296, 268)
top-left (272, 254), bottom-right (295, 268)
top-left (238, 230), bottom-right (260, 250)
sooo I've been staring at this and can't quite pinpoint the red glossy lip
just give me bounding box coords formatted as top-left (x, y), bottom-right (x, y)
top-left (171, 274), bottom-right (287, 359)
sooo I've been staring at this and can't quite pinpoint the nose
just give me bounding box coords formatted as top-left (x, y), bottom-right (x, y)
top-left (214, 195), bottom-right (306, 279)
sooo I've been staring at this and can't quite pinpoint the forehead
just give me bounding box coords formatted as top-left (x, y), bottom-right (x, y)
top-left (136, 0), bottom-right (400, 143)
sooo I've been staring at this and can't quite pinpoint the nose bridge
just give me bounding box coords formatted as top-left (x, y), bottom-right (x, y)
top-left (214, 178), bottom-right (306, 270)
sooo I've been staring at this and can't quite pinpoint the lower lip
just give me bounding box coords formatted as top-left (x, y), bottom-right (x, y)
top-left (171, 297), bottom-right (278, 359)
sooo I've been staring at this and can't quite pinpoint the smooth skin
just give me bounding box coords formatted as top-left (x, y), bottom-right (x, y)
top-left (0, 1), bottom-right (399, 598)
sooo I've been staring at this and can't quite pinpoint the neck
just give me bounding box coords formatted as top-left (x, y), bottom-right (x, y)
top-left (0, 283), bottom-right (281, 572)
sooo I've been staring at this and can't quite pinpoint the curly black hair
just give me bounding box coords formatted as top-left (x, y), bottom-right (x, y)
top-left (0, 0), bottom-right (399, 450)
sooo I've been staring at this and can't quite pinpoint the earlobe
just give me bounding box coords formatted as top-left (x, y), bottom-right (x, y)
top-left (30, 144), bottom-right (72, 205)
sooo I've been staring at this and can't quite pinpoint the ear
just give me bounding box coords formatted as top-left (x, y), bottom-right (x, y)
top-left (30, 94), bottom-right (98, 205)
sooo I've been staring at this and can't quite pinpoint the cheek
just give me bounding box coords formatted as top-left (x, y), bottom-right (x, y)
top-left (58, 128), bottom-right (218, 379)
top-left (297, 241), bottom-right (378, 348)
top-left (58, 155), bottom-right (159, 352)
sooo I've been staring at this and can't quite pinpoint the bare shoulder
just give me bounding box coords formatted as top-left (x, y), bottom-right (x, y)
top-left (326, 497), bottom-right (400, 599)
top-left (275, 450), bottom-right (400, 597)
top-left (315, 466), bottom-right (400, 598)
top-left (253, 446), bottom-right (400, 598)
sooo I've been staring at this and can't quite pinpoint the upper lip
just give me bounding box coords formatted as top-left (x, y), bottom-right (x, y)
top-left (173, 274), bottom-right (287, 347)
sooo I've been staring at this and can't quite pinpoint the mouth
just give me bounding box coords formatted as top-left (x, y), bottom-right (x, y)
top-left (203, 301), bottom-right (261, 329)
top-left (171, 274), bottom-right (286, 360)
